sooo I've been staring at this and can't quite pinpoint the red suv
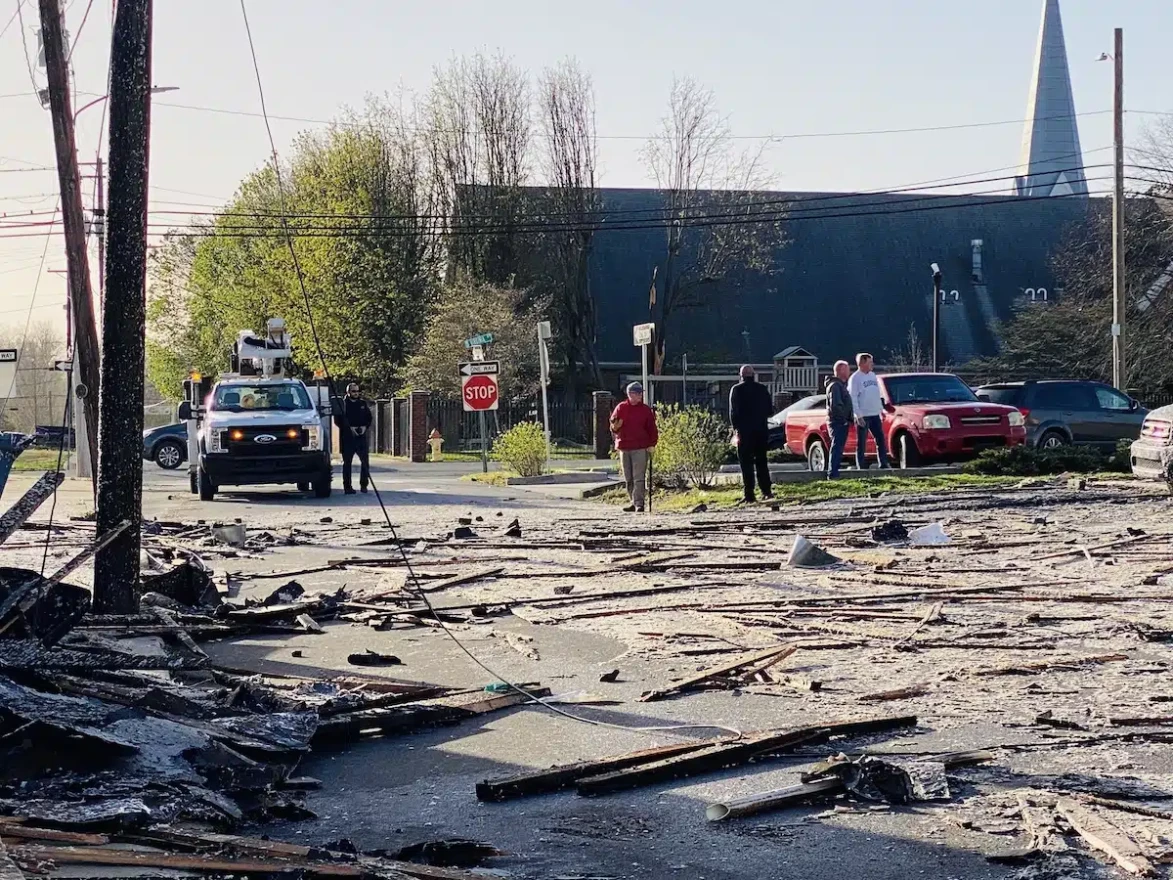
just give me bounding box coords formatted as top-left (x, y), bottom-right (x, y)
top-left (785, 372), bottom-right (1026, 470)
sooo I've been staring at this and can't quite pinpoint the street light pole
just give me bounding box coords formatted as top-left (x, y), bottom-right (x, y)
top-left (1111, 28), bottom-right (1126, 390)
top-left (931, 263), bottom-right (942, 372)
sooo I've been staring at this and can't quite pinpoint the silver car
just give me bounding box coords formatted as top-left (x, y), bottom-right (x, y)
top-left (1131, 404), bottom-right (1173, 480)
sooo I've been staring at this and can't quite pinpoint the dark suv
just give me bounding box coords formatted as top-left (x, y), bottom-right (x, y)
top-left (974, 380), bottom-right (1146, 450)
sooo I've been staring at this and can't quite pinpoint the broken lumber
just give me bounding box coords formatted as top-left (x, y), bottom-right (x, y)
top-left (314, 686), bottom-right (550, 744)
top-left (706, 777), bottom-right (844, 821)
top-left (0, 473), bottom-right (64, 547)
top-left (1037, 533), bottom-right (1160, 561)
top-left (639, 644), bottom-right (797, 702)
top-left (859, 683), bottom-right (931, 702)
top-left (972, 653), bottom-right (1128, 677)
top-left (575, 715), bottom-right (916, 796)
top-left (408, 567), bottom-right (505, 596)
top-left (476, 739), bottom-right (721, 801)
top-left (5, 844), bottom-right (365, 877)
top-left (1056, 798), bottom-right (1157, 876)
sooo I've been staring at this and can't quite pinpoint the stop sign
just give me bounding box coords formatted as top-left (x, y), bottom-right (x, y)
top-left (462, 373), bottom-right (499, 412)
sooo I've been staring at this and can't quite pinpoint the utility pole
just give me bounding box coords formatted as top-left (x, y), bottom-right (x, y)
top-left (94, 0), bottom-right (152, 612)
top-left (1111, 27), bottom-right (1126, 390)
top-left (38, 0), bottom-right (100, 488)
top-left (95, 156), bottom-right (106, 318)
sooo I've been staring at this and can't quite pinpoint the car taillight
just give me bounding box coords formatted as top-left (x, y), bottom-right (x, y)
top-left (1018, 408), bottom-right (1031, 422)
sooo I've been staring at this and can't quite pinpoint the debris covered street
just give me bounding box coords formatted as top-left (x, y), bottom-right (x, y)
top-left (5, 465), bottom-right (1173, 879)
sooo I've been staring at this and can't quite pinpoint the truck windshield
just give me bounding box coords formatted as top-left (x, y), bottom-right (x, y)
top-left (882, 375), bottom-right (978, 405)
top-left (211, 384), bottom-right (312, 412)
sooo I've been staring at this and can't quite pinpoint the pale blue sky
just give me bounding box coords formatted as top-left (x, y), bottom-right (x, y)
top-left (2, 0), bottom-right (1170, 333)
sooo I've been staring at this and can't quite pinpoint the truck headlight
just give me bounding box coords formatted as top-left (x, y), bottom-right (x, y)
top-left (1008, 411), bottom-right (1025, 427)
top-left (923, 415), bottom-right (951, 430)
top-left (304, 425), bottom-right (322, 450)
top-left (208, 429), bottom-right (227, 453)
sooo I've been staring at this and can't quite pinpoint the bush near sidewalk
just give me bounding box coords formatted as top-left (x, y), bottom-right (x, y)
top-left (963, 440), bottom-right (1132, 477)
top-left (652, 405), bottom-right (731, 489)
top-left (492, 422), bottom-right (547, 477)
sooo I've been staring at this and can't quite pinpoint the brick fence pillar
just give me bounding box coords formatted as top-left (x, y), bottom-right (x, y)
top-left (408, 391), bottom-right (430, 462)
top-left (593, 391), bottom-right (614, 459)
top-left (390, 397), bottom-right (406, 457)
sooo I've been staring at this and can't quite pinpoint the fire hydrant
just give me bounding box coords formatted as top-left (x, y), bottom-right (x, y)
top-left (428, 429), bottom-right (444, 462)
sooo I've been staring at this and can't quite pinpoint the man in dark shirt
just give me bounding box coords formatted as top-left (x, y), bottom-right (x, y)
top-left (335, 382), bottom-right (373, 494)
top-left (825, 360), bottom-right (854, 479)
top-left (729, 365), bottom-right (774, 503)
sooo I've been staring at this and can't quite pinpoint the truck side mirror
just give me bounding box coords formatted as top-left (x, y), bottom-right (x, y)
top-left (178, 401), bottom-right (193, 421)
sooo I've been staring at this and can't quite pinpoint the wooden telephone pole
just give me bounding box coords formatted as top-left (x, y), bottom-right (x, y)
top-left (93, 0), bottom-right (153, 611)
top-left (1111, 27), bottom-right (1126, 391)
top-left (37, 0), bottom-right (100, 488)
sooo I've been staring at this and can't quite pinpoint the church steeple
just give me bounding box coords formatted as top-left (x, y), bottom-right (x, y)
top-left (1014, 0), bottom-right (1088, 198)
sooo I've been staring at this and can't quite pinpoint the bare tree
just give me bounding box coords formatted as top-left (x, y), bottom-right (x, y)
top-left (887, 325), bottom-right (929, 371)
top-left (0, 322), bottom-right (67, 432)
top-left (642, 77), bottom-right (787, 373)
top-left (537, 58), bottom-right (602, 394)
top-left (425, 53), bottom-right (532, 285)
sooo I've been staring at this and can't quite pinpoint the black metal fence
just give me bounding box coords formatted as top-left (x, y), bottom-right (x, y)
top-left (426, 397), bottom-right (596, 456)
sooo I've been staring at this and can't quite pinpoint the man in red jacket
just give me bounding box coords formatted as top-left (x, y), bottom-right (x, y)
top-left (609, 382), bottom-right (658, 512)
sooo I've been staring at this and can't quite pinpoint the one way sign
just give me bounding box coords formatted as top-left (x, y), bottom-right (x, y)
top-left (459, 360), bottom-right (499, 377)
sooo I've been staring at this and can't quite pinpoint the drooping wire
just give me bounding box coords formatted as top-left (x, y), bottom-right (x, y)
top-left (238, 0), bottom-right (740, 739)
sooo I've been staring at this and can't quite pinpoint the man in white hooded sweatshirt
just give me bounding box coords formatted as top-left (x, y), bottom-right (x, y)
top-left (847, 352), bottom-right (891, 470)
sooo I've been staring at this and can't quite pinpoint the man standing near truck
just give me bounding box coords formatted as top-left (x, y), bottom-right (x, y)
top-left (848, 353), bottom-right (891, 470)
top-left (825, 360), bottom-right (854, 479)
top-left (336, 383), bottom-right (373, 494)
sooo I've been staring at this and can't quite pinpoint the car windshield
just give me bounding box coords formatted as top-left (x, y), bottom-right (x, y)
top-left (211, 384), bottom-right (312, 413)
top-left (883, 375), bottom-right (978, 405)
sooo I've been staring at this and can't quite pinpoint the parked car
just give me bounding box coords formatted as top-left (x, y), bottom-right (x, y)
top-left (767, 394), bottom-right (823, 450)
top-left (785, 372), bottom-right (1026, 471)
top-left (974, 380), bottom-right (1146, 450)
top-left (1130, 404), bottom-right (1173, 480)
top-left (142, 422), bottom-right (187, 470)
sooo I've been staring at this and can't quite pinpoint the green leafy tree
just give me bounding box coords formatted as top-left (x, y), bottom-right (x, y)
top-left (146, 101), bottom-right (437, 399)
top-left (402, 278), bottom-right (545, 397)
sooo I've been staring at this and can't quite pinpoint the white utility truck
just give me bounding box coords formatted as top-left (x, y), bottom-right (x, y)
top-left (178, 319), bottom-right (333, 501)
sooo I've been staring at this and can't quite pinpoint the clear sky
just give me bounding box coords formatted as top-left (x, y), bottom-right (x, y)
top-left (1, 0), bottom-right (1170, 338)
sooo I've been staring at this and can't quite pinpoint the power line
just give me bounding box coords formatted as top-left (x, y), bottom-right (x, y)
top-left (0, 0), bottom-right (20, 41)
top-left (152, 95), bottom-right (1148, 144)
top-left (14, 0), bottom-right (40, 98)
top-left (65, 0), bottom-right (94, 63)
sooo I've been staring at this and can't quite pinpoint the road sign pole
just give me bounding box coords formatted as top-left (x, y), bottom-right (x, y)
top-left (641, 343), bottom-right (649, 406)
top-left (479, 410), bottom-right (488, 474)
top-left (682, 353), bottom-right (687, 406)
top-left (537, 323), bottom-right (552, 467)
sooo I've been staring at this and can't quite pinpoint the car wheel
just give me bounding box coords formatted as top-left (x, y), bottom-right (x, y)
top-left (313, 474), bottom-right (331, 499)
top-left (297, 481), bottom-right (310, 492)
top-left (198, 467), bottom-right (216, 501)
top-left (898, 433), bottom-right (922, 469)
top-left (806, 438), bottom-right (827, 473)
top-left (154, 440), bottom-right (184, 470)
top-left (1039, 430), bottom-right (1067, 450)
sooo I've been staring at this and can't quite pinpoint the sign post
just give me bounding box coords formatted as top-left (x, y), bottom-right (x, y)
top-left (460, 360), bottom-right (500, 474)
top-left (537, 321), bottom-right (552, 466)
top-left (0, 349), bottom-right (16, 404)
top-left (633, 323), bottom-right (654, 405)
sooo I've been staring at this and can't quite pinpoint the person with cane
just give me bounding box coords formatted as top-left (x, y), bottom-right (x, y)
top-left (609, 382), bottom-right (658, 513)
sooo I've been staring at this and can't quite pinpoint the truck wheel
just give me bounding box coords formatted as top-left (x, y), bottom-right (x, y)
top-left (189, 472), bottom-right (198, 495)
top-left (806, 438), bottom-right (827, 473)
top-left (297, 482), bottom-right (310, 492)
top-left (312, 474), bottom-right (331, 499)
top-left (898, 433), bottom-right (922, 469)
top-left (198, 467), bottom-right (216, 501)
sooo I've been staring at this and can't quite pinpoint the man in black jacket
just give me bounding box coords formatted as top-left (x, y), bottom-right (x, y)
top-left (825, 360), bottom-right (854, 479)
top-left (729, 365), bottom-right (774, 503)
top-left (335, 383), bottom-right (373, 494)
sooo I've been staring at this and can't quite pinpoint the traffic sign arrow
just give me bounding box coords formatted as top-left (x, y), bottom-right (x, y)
top-left (459, 360), bottom-right (499, 376)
